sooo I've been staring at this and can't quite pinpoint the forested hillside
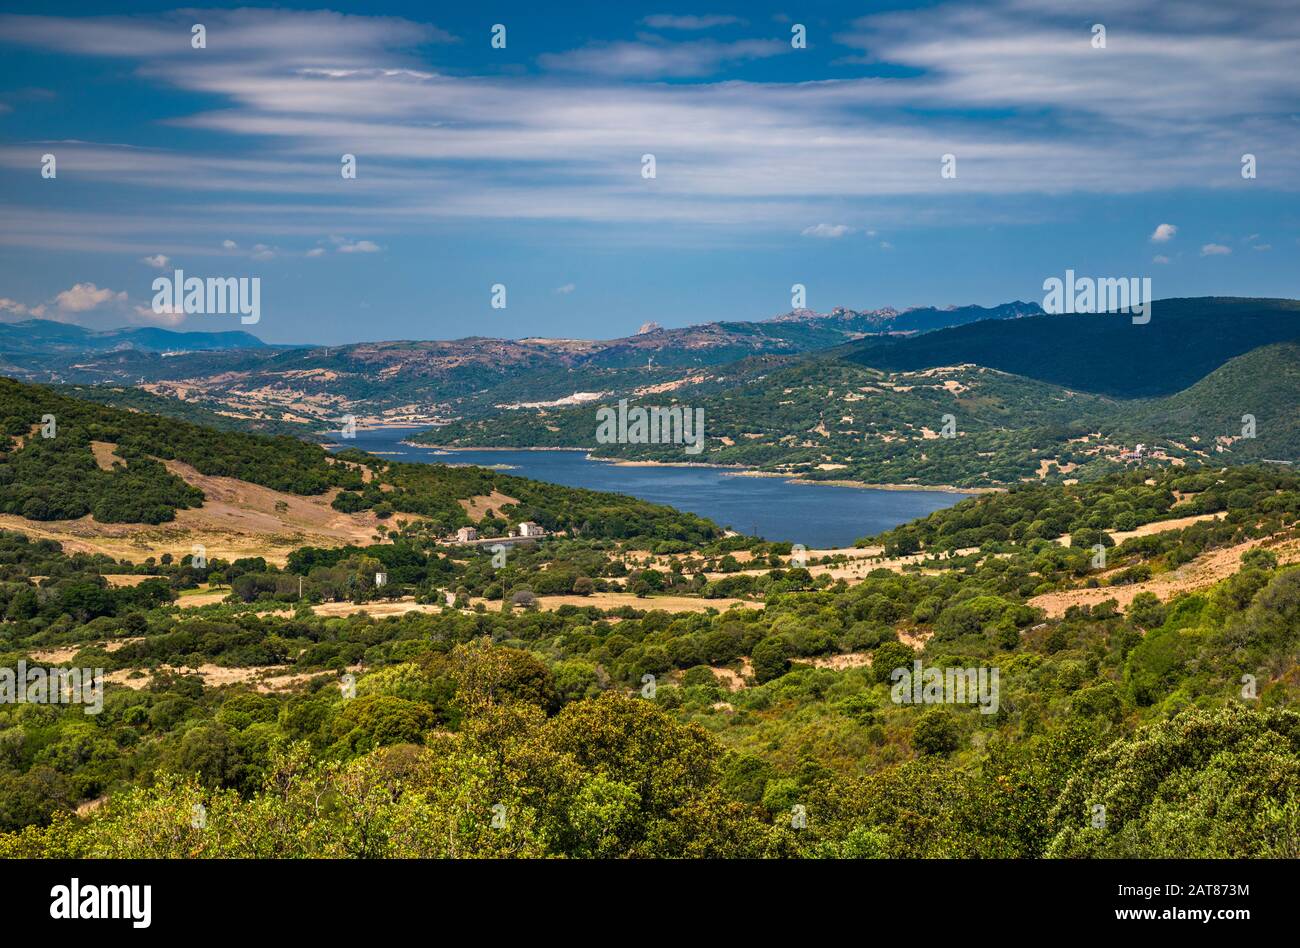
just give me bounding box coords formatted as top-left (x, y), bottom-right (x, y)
top-left (419, 305), bottom-right (1300, 487)
top-left (1110, 341), bottom-right (1300, 461)
top-left (57, 384), bottom-right (316, 439)
top-left (421, 358), bottom-right (1119, 485)
top-left (839, 297), bottom-right (1300, 397)
top-left (1, 466), bottom-right (1297, 857)
top-left (0, 377), bottom-right (719, 544)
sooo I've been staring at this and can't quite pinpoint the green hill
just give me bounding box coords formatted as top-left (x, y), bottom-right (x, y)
top-left (839, 297), bottom-right (1300, 397)
top-left (0, 376), bottom-right (720, 543)
top-left (418, 357), bottom-right (1119, 486)
top-left (418, 326), bottom-right (1300, 487)
top-left (1110, 341), bottom-right (1300, 463)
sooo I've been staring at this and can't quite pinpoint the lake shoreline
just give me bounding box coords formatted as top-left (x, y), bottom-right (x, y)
top-left (408, 444), bottom-right (992, 494)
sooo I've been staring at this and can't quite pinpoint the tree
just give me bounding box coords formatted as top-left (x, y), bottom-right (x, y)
top-left (1126, 591), bottom-right (1166, 630)
top-left (1047, 706), bottom-right (1300, 858)
top-left (751, 636), bottom-right (791, 683)
top-left (912, 708), bottom-right (961, 756)
top-left (871, 641), bottom-right (915, 684)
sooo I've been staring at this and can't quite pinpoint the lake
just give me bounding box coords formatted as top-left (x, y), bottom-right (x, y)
top-left (333, 427), bottom-right (971, 548)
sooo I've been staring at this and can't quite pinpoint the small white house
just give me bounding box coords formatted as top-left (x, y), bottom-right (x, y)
top-left (515, 521), bottom-right (545, 538)
top-left (456, 527), bottom-right (478, 543)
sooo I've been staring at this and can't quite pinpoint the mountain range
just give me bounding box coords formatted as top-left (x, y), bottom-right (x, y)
top-left (4, 296), bottom-right (1296, 488)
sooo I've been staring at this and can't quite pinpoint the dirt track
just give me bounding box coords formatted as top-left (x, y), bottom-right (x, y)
top-left (1030, 537), bottom-right (1300, 617)
top-left (0, 455), bottom-right (397, 566)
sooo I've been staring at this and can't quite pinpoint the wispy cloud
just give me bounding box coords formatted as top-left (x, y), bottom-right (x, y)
top-left (802, 223), bottom-right (854, 238)
top-left (639, 14), bottom-right (744, 30)
top-left (539, 37), bottom-right (786, 77)
top-left (1201, 243), bottom-right (1232, 256)
top-left (336, 239), bottom-right (381, 253)
top-left (0, 0), bottom-right (1295, 254)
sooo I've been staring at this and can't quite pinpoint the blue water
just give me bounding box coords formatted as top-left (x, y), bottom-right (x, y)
top-left (333, 427), bottom-right (970, 548)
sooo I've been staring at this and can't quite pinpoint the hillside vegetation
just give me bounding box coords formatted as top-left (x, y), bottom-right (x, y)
top-left (1, 464), bottom-right (1297, 857)
top-left (419, 305), bottom-right (1300, 487)
top-left (840, 297), bottom-right (1300, 397)
top-left (0, 377), bottom-right (719, 545)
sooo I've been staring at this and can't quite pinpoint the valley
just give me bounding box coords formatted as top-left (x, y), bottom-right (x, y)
top-left (2, 296), bottom-right (1298, 864)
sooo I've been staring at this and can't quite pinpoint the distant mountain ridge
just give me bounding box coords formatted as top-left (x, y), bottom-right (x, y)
top-left (766, 300), bottom-right (1044, 333)
top-left (1, 299), bottom-right (1040, 363)
top-left (415, 297), bottom-right (1300, 485)
top-left (0, 299), bottom-right (1046, 422)
top-left (0, 319), bottom-right (270, 355)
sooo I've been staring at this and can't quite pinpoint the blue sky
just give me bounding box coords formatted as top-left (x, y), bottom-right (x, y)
top-left (0, 0), bottom-right (1296, 344)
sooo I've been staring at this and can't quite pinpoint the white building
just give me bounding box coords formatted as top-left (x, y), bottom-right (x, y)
top-left (456, 527), bottom-right (478, 543)
top-left (515, 521), bottom-right (545, 538)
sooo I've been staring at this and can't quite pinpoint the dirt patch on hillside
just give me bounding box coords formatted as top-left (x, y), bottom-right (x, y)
top-left (90, 441), bottom-right (124, 470)
top-left (898, 628), bottom-right (934, 650)
top-left (161, 458), bottom-right (386, 544)
top-left (105, 662), bottom-right (362, 693)
top-left (1056, 511), bottom-right (1226, 547)
top-left (176, 588), bottom-right (232, 608)
top-left (26, 646), bottom-right (82, 663)
top-left (0, 460), bottom-right (402, 566)
top-left (312, 598), bottom-right (442, 619)
top-left (806, 652), bottom-right (872, 670)
top-left (1030, 537), bottom-right (1300, 617)
top-left (711, 665), bottom-right (748, 691)
top-left (104, 574), bottom-right (156, 587)
top-left (473, 592), bottom-right (762, 615)
top-left (458, 490), bottom-right (518, 520)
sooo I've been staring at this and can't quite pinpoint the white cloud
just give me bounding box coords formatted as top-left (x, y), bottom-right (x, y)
top-left (0, 297), bottom-right (45, 319)
top-left (140, 253), bottom-right (170, 268)
top-left (0, 9), bottom-right (455, 58)
top-left (221, 239), bottom-right (237, 249)
top-left (251, 243), bottom-right (276, 260)
top-left (554, 283), bottom-right (576, 294)
top-left (640, 14), bottom-right (743, 30)
top-left (305, 247), bottom-right (327, 257)
top-left (132, 302), bottom-right (184, 326)
top-left (1201, 243), bottom-right (1232, 256)
top-left (1150, 223), bottom-right (1177, 243)
top-left (53, 282), bottom-right (126, 311)
top-left (539, 37), bottom-right (785, 78)
top-left (1, 282), bottom-right (131, 326)
top-left (1253, 243), bottom-right (1272, 251)
top-left (801, 223), bottom-right (853, 239)
top-left (1152, 254), bottom-right (1170, 264)
top-left (0, 1), bottom-right (1294, 246)
top-left (336, 239), bottom-right (380, 253)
